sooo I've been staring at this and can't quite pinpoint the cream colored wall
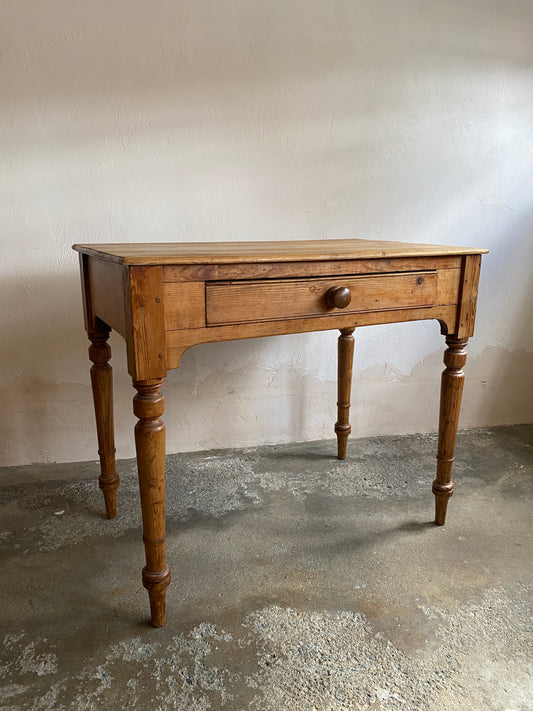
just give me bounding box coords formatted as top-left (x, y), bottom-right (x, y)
top-left (1, 1), bottom-right (532, 466)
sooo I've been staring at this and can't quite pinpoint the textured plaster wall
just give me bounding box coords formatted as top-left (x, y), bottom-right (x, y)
top-left (1, 0), bottom-right (532, 466)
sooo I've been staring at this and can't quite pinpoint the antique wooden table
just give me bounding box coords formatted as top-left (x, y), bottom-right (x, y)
top-left (73, 239), bottom-right (487, 627)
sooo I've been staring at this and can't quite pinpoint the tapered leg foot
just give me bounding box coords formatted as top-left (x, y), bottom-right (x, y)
top-left (100, 483), bottom-right (118, 520)
top-left (133, 378), bottom-right (170, 627)
top-left (433, 336), bottom-right (468, 525)
top-left (433, 487), bottom-right (452, 526)
top-left (89, 327), bottom-right (119, 519)
top-left (335, 328), bottom-right (355, 460)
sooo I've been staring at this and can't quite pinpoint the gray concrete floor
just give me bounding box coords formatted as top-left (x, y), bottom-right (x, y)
top-left (0, 425), bottom-right (532, 710)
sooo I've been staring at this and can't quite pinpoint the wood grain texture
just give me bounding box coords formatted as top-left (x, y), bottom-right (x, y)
top-left (88, 326), bottom-right (119, 519)
top-left (162, 266), bottom-right (461, 335)
top-left (162, 255), bottom-right (463, 282)
top-left (73, 239), bottom-right (488, 266)
top-left (335, 328), bottom-right (355, 460)
top-left (133, 378), bottom-right (170, 627)
top-left (124, 266), bottom-right (167, 381)
top-left (456, 254), bottom-right (482, 339)
top-left (436, 267), bottom-right (461, 304)
top-left (163, 282), bottom-right (206, 330)
top-left (433, 337), bottom-right (468, 525)
top-left (206, 272), bottom-right (438, 326)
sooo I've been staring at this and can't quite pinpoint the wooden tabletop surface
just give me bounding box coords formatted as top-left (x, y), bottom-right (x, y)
top-left (73, 238), bottom-right (488, 266)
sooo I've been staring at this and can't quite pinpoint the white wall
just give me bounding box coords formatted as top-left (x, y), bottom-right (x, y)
top-left (1, 0), bottom-right (532, 466)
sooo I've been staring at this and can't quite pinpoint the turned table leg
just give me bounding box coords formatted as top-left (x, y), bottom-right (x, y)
top-left (433, 336), bottom-right (468, 525)
top-left (89, 326), bottom-right (120, 519)
top-left (133, 378), bottom-right (171, 627)
top-left (335, 327), bottom-right (355, 460)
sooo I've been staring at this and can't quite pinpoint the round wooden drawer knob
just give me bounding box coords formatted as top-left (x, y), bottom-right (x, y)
top-left (325, 285), bottom-right (352, 309)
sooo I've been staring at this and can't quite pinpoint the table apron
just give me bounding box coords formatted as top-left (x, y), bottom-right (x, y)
top-left (164, 303), bottom-right (459, 369)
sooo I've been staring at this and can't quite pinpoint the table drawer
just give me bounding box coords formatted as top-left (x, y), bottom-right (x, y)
top-left (206, 271), bottom-right (437, 326)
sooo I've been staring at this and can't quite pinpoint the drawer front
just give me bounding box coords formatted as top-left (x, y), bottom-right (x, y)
top-left (206, 271), bottom-right (437, 326)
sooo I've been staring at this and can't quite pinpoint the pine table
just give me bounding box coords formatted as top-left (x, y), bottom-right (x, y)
top-left (73, 238), bottom-right (487, 627)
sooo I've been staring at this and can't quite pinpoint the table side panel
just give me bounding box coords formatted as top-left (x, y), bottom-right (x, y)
top-left (85, 257), bottom-right (128, 337)
top-left (78, 253), bottom-right (93, 333)
top-left (79, 258), bottom-right (168, 380)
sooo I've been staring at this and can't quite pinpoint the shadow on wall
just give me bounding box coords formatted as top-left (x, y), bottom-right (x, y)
top-left (0, 270), bottom-right (96, 465)
top-left (468, 216), bottom-right (533, 427)
top-left (0, 272), bottom-right (84, 384)
top-left (0, 265), bottom-right (322, 466)
top-left (465, 284), bottom-right (533, 428)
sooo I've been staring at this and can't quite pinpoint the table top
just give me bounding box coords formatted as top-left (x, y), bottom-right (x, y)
top-left (73, 238), bottom-right (488, 266)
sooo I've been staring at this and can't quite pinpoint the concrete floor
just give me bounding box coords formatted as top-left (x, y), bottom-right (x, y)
top-left (0, 425), bottom-right (532, 710)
